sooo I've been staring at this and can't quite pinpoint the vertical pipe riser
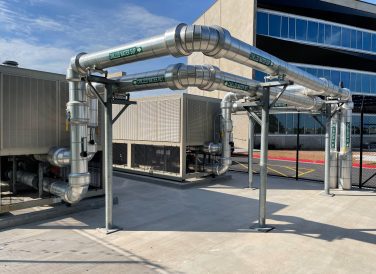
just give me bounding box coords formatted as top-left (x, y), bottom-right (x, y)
top-left (329, 111), bottom-right (339, 189)
top-left (339, 103), bottom-right (353, 190)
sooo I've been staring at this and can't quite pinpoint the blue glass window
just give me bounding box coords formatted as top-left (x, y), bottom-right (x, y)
top-left (296, 19), bottom-right (307, 41)
top-left (356, 31), bottom-right (363, 50)
top-left (331, 26), bottom-right (341, 46)
top-left (281, 16), bottom-right (288, 38)
top-left (317, 69), bottom-right (324, 78)
top-left (324, 24), bottom-right (332, 45)
top-left (363, 32), bottom-right (371, 51)
top-left (255, 70), bottom-right (266, 81)
top-left (340, 72), bottom-right (350, 89)
top-left (349, 73), bottom-right (356, 91)
top-left (257, 12), bottom-right (268, 35)
top-left (331, 71), bottom-right (340, 86)
top-left (288, 17), bottom-right (295, 39)
top-left (371, 76), bottom-right (376, 94)
top-left (306, 68), bottom-right (317, 77)
top-left (318, 23), bottom-right (324, 43)
top-left (355, 73), bottom-right (362, 91)
top-left (307, 21), bottom-right (318, 42)
top-left (372, 34), bottom-right (376, 52)
top-left (269, 14), bottom-right (281, 37)
top-left (323, 69), bottom-right (331, 81)
top-left (341, 28), bottom-right (351, 48)
top-left (362, 74), bottom-right (370, 93)
top-left (350, 29), bottom-right (357, 49)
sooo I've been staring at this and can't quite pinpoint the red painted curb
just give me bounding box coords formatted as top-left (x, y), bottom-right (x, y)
top-left (233, 152), bottom-right (376, 169)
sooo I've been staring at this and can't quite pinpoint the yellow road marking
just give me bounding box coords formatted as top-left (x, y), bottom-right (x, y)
top-left (233, 160), bottom-right (315, 178)
top-left (267, 166), bottom-right (288, 177)
top-left (297, 169), bottom-right (315, 177)
top-left (233, 161), bottom-right (253, 172)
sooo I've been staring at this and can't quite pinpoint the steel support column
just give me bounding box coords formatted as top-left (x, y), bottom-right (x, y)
top-left (247, 112), bottom-right (255, 189)
top-left (103, 85), bottom-right (118, 234)
top-left (323, 103), bottom-right (334, 196)
top-left (250, 87), bottom-right (274, 232)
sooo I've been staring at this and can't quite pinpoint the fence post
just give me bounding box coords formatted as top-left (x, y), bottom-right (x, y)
top-left (359, 96), bottom-right (365, 189)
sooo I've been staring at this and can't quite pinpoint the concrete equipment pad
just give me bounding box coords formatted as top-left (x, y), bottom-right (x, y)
top-left (0, 172), bottom-right (375, 273)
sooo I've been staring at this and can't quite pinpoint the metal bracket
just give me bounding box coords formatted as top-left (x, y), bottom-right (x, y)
top-left (269, 84), bottom-right (288, 109)
top-left (112, 104), bottom-right (130, 124)
top-left (312, 115), bottom-right (325, 129)
top-left (258, 80), bottom-right (292, 88)
top-left (245, 108), bottom-right (262, 126)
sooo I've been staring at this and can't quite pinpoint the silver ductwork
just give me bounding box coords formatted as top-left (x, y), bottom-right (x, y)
top-left (339, 96), bottom-right (353, 190)
top-left (203, 142), bottom-right (222, 156)
top-left (47, 147), bottom-right (70, 167)
top-left (329, 108), bottom-right (339, 189)
top-left (119, 63), bottom-right (255, 97)
top-left (214, 93), bottom-right (237, 175)
top-left (7, 170), bottom-right (38, 189)
top-left (117, 63), bottom-right (323, 111)
top-left (44, 66), bottom-right (91, 204)
top-left (61, 23), bottom-right (352, 203)
top-left (71, 23), bottom-right (349, 100)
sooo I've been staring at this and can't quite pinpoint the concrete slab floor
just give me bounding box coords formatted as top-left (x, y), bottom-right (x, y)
top-left (0, 172), bottom-right (375, 274)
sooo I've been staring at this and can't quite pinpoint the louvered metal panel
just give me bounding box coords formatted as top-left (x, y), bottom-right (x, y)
top-left (158, 99), bottom-right (180, 142)
top-left (0, 65), bottom-right (68, 156)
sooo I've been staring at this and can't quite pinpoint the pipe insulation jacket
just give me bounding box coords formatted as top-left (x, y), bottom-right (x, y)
top-left (73, 24), bottom-right (350, 100)
top-left (117, 63), bottom-right (324, 111)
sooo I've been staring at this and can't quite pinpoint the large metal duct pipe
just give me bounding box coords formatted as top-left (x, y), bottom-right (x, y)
top-left (46, 66), bottom-right (91, 204)
top-left (119, 63), bottom-right (254, 97)
top-left (215, 92), bottom-right (238, 175)
top-left (329, 108), bottom-right (339, 189)
top-left (339, 97), bottom-right (353, 190)
top-left (71, 24), bottom-right (349, 100)
top-left (117, 63), bottom-right (323, 111)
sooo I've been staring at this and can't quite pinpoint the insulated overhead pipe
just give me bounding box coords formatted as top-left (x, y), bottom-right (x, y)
top-left (60, 23), bottom-right (352, 204)
top-left (72, 23), bottom-right (350, 100)
top-left (117, 63), bottom-right (324, 111)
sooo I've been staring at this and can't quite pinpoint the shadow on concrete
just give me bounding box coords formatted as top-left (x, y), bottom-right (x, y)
top-left (270, 214), bottom-right (376, 244)
top-left (9, 173), bottom-right (376, 248)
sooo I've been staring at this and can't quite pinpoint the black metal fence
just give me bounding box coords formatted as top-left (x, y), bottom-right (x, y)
top-left (231, 96), bottom-right (376, 189)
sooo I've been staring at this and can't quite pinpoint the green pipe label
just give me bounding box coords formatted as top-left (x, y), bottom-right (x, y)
top-left (331, 125), bottom-right (336, 149)
top-left (109, 46), bottom-right (143, 60)
top-left (249, 53), bottom-right (272, 66)
top-left (223, 80), bottom-right (250, 91)
top-left (345, 122), bottom-right (351, 147)
top-left (132, 75), bottom-right (165, 85)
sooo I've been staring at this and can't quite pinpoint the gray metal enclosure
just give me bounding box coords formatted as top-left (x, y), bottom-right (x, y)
top-left (112, 93), bottom-right (221, 180)
top-left (0, 65), bottom-right (69, 156)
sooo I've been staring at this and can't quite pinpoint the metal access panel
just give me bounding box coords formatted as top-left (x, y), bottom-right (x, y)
top-left (0, 65), bottom-right (69, 156)
top-left (113, 93), bottom-right (221, 180)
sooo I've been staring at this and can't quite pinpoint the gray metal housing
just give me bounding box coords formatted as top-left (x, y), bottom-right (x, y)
top-left (0, 65), bottom-right (69, 156)
top-left (112, 93), bottom-right (220, 180)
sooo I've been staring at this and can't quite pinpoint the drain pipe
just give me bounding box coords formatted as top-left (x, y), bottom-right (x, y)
top-left (339, 96), bottom-right (353, 190)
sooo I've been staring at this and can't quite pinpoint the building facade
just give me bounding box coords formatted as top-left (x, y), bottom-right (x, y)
top-left (188, 0), bottom-right (376, 150)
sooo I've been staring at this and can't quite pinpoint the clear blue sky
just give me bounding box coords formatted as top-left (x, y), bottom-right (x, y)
top-left (0, 0), bottom-right (215, 74)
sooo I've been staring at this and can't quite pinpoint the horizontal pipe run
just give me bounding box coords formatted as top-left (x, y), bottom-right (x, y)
top-left (71, 24), bottom-right (349, 100)
top-left (117, 63), bottom-right (323, 111)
